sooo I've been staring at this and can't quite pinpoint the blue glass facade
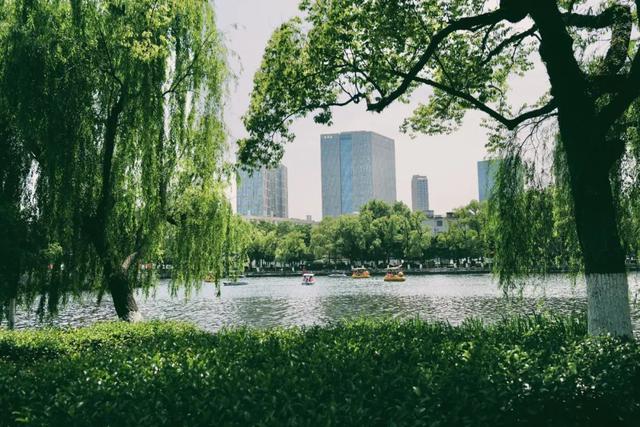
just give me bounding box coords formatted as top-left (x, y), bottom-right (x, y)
top-left (477, 159), bottom-right (500, 202)
top-left (321, 131), bottom-right (396, 218)
top-left (339, 134), bottom-right (353, 214)
top-left (411, 175), bottom-right (429, 213)
top-left (321, 135), bottom-right (342, 217)
top-left (237, 164), bottom-right (288, 217)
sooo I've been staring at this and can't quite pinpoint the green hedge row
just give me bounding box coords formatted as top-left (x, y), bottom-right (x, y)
top-left (1, 315), bottom-right (639, 426)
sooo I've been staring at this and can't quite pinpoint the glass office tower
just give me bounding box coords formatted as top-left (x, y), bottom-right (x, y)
top-left (411, 175), bottom-right (430, 214)
top-left (477, 159), bottom-right (501, 202)
top-left (237, 164), bottom-right (288, 218)
top-left (321, 131), bottom-right (397, 217)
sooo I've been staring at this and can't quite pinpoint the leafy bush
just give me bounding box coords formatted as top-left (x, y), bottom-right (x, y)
top-left (0, 315), bottom-right (639, 426)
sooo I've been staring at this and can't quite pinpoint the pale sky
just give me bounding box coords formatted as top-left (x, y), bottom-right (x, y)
top-left (214, 0), bottom-right (550, 220)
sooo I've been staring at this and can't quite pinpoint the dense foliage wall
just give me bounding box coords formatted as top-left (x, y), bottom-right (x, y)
top-left (0, 0), bottom-right (239, 320)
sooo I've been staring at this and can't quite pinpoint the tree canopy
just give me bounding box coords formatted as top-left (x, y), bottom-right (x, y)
top-left (0, 0), bottom-right (238, 321)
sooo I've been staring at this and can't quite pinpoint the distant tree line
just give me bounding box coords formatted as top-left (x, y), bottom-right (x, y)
top-left (245, 200), bottom-right (484, 270)
top-left (243, 197), bottom-right (640, 272)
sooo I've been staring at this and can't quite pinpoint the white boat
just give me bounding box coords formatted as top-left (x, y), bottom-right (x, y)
top-left (328, 272), bottom-right (347, 278)
top-left (301, 273), bottom-right (316, 285)
top-left (223, 281), bottom-right (249, 286)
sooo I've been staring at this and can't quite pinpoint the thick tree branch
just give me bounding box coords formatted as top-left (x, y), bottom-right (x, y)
top-left (530, 1), bottom-right (589, 111)
top-left (601, 5), bottom-right (632, 75)
top-left (562, 4), bottom-right (628, 29)
top-left (599, 52), bottom-right (640, 130)
top-left (121, 252), bottom-right (138, 272)
top-left (93, 87), bottom-right (127, 255)
top-left (588, 74), bottom-right (627, 95)
top-left (367, 9), bottom-right (509, 113)
top-left (400, 71), bottom-right (557, 130)
top-left (593, 2), bottom-right (636, 128)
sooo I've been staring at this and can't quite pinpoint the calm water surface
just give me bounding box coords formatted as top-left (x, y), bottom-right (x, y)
top-left (13, 273), bottom-right (640, 332)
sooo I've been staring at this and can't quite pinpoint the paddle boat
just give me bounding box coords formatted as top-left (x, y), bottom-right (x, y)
top-left (383, 266), bottom-right (406, 282)
top-left (351, 267), bottom-right (370, 279)
top-left (301, 273), bottom-right (316, 285)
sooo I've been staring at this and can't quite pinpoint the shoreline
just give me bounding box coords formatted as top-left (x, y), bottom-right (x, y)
top-left (246, 268), bottom-right (491, 277)
top-left (244, 265), bottom-right (640, 278)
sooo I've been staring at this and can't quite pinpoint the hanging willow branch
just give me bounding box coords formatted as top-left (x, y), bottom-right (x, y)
top-left (0, 0), bottom-right (242, 315)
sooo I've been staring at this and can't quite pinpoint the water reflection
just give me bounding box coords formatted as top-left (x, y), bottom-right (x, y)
top-left (12, 273), bottom-right (640, 332)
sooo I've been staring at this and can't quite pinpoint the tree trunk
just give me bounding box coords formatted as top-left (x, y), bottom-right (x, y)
top-left (557, 98), bottom-right (632, 337)
top-left (5, 298), bottom-right (16, 330)
top-left (106, 270), bottom-right (142, 322)
top-left (568, 163), bottom-right (632, 336)
top-left (584, 273), bottom-right (631, 336)
top-left (529, 0), bottom-right (633, 337)
top-left (556, 95), bottom-right (632, 337)
top-left (92, 90), bottom-right (137, 321)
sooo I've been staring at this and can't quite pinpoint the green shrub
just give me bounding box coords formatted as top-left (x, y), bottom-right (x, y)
top-left (0, 315), bottom-right (638, 426)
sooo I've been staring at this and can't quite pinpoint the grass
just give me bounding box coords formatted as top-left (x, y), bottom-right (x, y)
top-left (0, 315), bottom-right (639, 426)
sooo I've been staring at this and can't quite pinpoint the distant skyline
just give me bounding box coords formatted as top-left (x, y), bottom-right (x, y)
top-left (214, 0), bottom-right (550, 220)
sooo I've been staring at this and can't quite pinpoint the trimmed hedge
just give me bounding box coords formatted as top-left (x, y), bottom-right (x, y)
top-left (1, 315), bottom-right (639, 426)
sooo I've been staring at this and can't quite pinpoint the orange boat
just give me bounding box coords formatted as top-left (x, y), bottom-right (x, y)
top-left (351, 267), bottom-right (370, 279)
top-left (384, 266), bottom-right (406, 282)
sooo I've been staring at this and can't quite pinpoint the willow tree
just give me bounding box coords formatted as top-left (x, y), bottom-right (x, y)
top-left (240, 0), bottom-right (640, 336)
top-left (0, 0), bottom-right (236, 323)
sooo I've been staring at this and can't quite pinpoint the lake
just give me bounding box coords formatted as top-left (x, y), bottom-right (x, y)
top-left (13, 273), bottom-right (640, 332)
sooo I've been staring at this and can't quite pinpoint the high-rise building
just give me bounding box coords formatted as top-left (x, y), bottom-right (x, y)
top-left (411, 175), bottom-right (429, 214)
top-left (321, 131), bottom-right (397, 217)
top-left (477, 159), bottom-right (501, 202)
top-left (237, 164), bottom-right (288, 218)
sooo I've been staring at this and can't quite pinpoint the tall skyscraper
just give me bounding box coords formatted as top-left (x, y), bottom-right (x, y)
top-left (237, 164), bottom-right (288, 218)
top-left (321, 131), bottom-right (397, 217)
top-left (477, 159), bottom-right (501, 202)
top-left (411, 175), bottom-right (429, 214)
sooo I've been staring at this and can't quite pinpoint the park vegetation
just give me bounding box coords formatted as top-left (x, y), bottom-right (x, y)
top-left (0, 0), bottom-right (240, 325)
top-left (239, 0), bottom-right (640, 337)
top-left (245, 200), bottom-right (486, 270)
top-left (242, 198), bottom-right (639, 273)
top-left (0, 2), bottom-right (639, 422)
top-left (1, 315), bottom-right (639, 426)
